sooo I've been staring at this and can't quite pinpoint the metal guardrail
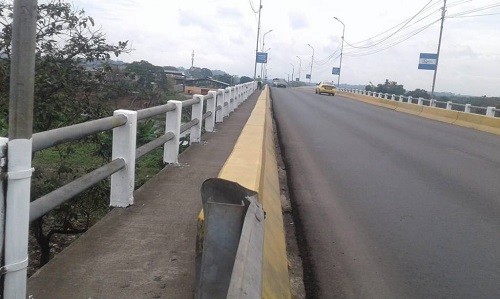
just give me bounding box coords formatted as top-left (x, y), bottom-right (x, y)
top-left (340, 88), bottom-right (499, 118)
top-left (195, 178), bottom-right (264, 299)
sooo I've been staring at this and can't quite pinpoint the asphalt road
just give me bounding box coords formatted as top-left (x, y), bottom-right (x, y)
top-left (271, 87), bottom-right (500, 299)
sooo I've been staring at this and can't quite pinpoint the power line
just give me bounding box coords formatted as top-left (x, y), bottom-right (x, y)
top-left (345, 0), bottom-right (439, 49)
top-left (249, 0), bottom-right (259, 13)
top-left (448, 11), bottom-right (500, 18)
top-left (447, 2), bottom-right (500, 18)
top-left (344, 18), bottom-right (441, 57)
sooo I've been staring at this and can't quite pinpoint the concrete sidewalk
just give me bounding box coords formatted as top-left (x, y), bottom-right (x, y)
top-left (28, 90), bottom-right (261, 299)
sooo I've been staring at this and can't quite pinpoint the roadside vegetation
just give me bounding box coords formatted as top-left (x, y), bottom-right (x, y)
top-left (0, 0), bottom-right (204, 275)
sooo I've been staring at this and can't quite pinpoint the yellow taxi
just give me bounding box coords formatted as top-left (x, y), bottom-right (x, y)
top-left (315, 81), bottom-right (336, 96)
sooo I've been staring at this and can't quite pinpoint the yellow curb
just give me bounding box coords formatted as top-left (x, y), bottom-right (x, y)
top-left (338, 91), bottom-right (500, 136)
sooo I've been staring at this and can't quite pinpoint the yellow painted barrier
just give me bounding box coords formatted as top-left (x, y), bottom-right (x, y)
top-left (197, 86), bottom-right (291, 298)
top-left (338, 91), bottom-right (500, 136)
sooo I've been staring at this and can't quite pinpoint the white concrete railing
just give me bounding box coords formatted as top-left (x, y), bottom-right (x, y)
top-left (0, 81), bottom-right (257, 298)
top-left (339, 88), bottom-right (499, 118)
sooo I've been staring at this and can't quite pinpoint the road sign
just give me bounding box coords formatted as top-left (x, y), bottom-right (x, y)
top-left (306, 74), bottom-right (311, 79)
top-left (418, 53), bottom-right (437, 70)
top-left (256, 52), bottom-right (268, 63)
top-left (332, 67), bottom-right (340, 75)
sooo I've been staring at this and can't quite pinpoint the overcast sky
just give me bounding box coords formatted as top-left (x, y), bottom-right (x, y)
top-left (70, 0), bottom-right (500, 96)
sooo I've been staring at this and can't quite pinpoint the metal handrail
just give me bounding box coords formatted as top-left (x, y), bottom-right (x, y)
top-left (29, 158), bottom-right (126, 222)
top-left (137, 102), bottom-right (176, 120)
top-left (32, 115), bottom-right (128, 153)
top-left (136, 132), bottom-right (175, 160)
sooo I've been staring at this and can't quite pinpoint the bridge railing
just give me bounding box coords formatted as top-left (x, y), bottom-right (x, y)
top-left (340, 89), bottom-right (500, 118)
top-left (1, 81), bottom-right (256, 296)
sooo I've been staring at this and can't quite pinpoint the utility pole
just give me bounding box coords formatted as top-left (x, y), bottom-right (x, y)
top-left (253, 0), bottom-right (263, 79)
top-left (3, 0), bottom-right (37, 298)
top-left (260, 29), bottom-right (272, 79)
top-left (307, 44), bottom-right (314, 84)
top-left (191, 50), bottom-right (194, 67)
top-left (431, 0), bottom-right (447, 100)
top-left (290, 63), bottom-right (294, 83)
top-left (296, 56), bottom-right (301, 81)
top-left (334, 17), bottom-right (345, 87)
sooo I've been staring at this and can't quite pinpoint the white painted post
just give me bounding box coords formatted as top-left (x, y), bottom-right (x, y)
top-left (417, 97), bottom-right (423, 105)
top-left (110, 110), bottom-right (137, 207)
top-left (464, 104), bottom-right (471, 113)
top-left (408, 96), bottom-right (413, 104)
top-left (164, 100), bottom-right (182, 164)
top-left (4, 138), bottom-right (33, 299)
top-left (384, 93), bottom-right (388, 99)
top-left (486, 106), bottom-right (495, 117)
top-left (235, 85), bottom-right (240, 107)
top-left (391, 94), bottom-right (395, 100)
top-left (190, 94), bottom-right (204, 143)
top-left (378, 92), bottom-right (382, 98)
top-left (430, 99), bottom-right (436, 107)
top-left (229, 87), bottom-right (235, 113)
top-left (223, 88), bottom-right (230, 117)
top-left (399, 95), bottom-right (403, 102)
top-left (446, 101), bottom-right (452, 110)
top-left (216, 89), bottom-right (224, 123)
top-left (205, 91), bottom-right (217, 132)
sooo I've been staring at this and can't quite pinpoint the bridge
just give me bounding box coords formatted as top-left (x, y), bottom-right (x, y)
top-left (1, 83), bottom-right (497, 299)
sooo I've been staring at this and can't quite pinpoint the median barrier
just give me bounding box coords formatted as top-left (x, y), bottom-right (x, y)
top-left (338, 91), bottom-right (500, 136)
top-left (196, 86), bottom-right (291, 298)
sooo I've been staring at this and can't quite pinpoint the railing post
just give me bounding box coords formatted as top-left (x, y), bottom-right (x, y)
top-left (164, 100), bottom-right (182, 164)
top-left (418, 97), bottom-right (423, 105)
top-left (229, 87), bottom-right (235, 113)
top-left (110, 110), bottom-right (137, 207)
top-left (384, 93), bottom-right (388, 99)
top-left (446, 101), bottom-right (452, 110)
top-left (191, 95), bottom-right (204, 143)
top-left (408, 96), bottom-right (413, 104)
top-left (216, 89), bottom-right (225, 123)
top-left (206, 91), bottom-right (217, 132)
top-left (430, 99), bottom-right (436, 107)
top-left (391, 94), bottom-right (395, 100)
top-left (235, 85), bottom-right (240, 108)
top-left (464, 104), bottom-right (471, 113)
top-left (223, 88), bottom-right (230, 117)
top-left (399, 95), bottom-right (403, 102)
top-left (486, 106), bottom-right (495, 117)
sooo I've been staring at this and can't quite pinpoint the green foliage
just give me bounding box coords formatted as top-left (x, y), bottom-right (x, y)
top-left (406, 88), bottom-right (431, 99)
top-left (213, 73), bottom-right (233, 84)
top-left (189, 66), bottom-right (213, 78)
top-left (239, 76), bottom-right (253, 84)
top-left (0, 0), bottom-right (130, 133)
top-left (371, 79), bottom-right (406, 95)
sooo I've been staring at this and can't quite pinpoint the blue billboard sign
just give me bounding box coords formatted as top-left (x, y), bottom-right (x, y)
top-left (418, 53), bottom-right (438, 70)
top-left (256, 52), bottom-right (268, 63)
top-left (306, 74), bottom-right (311, 79)
top-left (332, 67), bottom-right (340, 75)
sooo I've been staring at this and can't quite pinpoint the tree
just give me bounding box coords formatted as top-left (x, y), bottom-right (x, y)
top-left (406, 88), bottom-right (430, 99)
top-left (0, 0), bottom-right (130, 269)
top-left (213, 73), bottom-right (233, 84)
top-left (374, 79), bottom-right (406, 95)
top-left (189, 66), bottom-right (213, 79)
top-left (240, 76), bottom-right (253, 83)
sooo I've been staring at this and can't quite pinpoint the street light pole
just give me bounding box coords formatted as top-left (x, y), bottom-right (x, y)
top-left (260, 29), bottom-right (273, 79)
top-left (307, 43), bottom-right (314, 84)
top-left (431, 0), bottom-right (447, 100)
top-left (253, 0), bottom-right (263, 79)
top-left (334, 17), bottom-right (345, 87)
top-left (290, 63), bottom-right (294, 83)
top-left (296, 56), bottom-right (301, 81)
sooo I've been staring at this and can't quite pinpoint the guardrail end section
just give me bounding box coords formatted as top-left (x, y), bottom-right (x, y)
top-left (195, 178), bottom-right (263, 299)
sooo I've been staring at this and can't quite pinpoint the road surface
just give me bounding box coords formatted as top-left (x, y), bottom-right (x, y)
top-left (271, 87), bottom-right (500, 299)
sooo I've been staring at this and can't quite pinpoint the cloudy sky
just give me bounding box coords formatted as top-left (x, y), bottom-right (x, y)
top-left (69, 0), bottom-right (500, 96)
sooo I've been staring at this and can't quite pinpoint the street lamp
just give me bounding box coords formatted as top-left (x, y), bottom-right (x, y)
top-left (296, 56), bottom-right (301, 81)
top-left (334, 17), bottom-right (345, 87)
top-left (260, 29), bottom-right (273, 79)
top-left (262, 29), bottom-right (273, 51)
top-left (307, 43), bottom-right (314, 84)
top-left (253, 0), bottom-right (263, 79)
top-left (290, 63), bottom-right (294, 83)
